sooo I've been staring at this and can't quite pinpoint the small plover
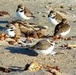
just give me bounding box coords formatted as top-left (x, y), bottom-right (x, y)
top-left (5, 29), bottom-right (16, 38)
top-left (48, 10), bottom-right (63, 25)
top-left (53, 18), bottom-right (71, 39)
top-left (29, 39), bottom-right (56, 55)
top-left (16, 4), bottom-right (35, 20)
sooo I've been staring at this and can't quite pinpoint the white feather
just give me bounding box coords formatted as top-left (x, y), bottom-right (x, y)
top-left (48, 17), bottom-right (59, 25)
top-left (16, 11), bottom-right (31, 20)
top-left (5, 29), bottom-right (15, 37)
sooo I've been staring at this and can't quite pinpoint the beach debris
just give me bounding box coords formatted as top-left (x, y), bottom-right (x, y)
top-left (13, 37), bottom-right (19, 42)
top-left (67, 44), bottom-right (76, 48)
top-left (0, 33), bottom-right (7, 40)
top-left (71, 36), bottom-right (76, 39)
top-left (60, 44), bottom-right (76, 49)
top-left (24, 29), bottom-right (45, 39)
top-left (63, 37), bottom-right (72, 40)
top-left (0, 30), bottom-right (20, 45)
top-left (60, 6), bottom-right (64, 9)
top-left (24, 62), bottom-right (59, 71)
top-left (8, 40), bottom-right (16, 45)
top-left (7, 37), bottom-right (20, 45)
top-left (0, 66), bottom-right (11, 73)
top-left (0, 11), bottom-right (9, 16)
top-left (60, 44), bottom-right (71, 49)
top-left (45, 5), bottom-right (52, 11)
top-left (63, 36), bottom-right (76, 40)
top-left (68, 6), bottom-right (73, 10)
top-left (48, 2), bottom-right (52, 4)
top-left (6, 20), bottom-right (48, 39)
top-left (42, 15), bottom-right (46, 17)
top-left (24, 62), bottom-right (43, 71)
top-left (47, 68), bottom-right (63, 75)
top-left (27, 62), bottom-right (43, 71)
top-left (24, 62), bottom-right (66, 75)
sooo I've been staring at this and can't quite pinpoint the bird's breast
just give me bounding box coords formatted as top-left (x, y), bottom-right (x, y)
top-left (48, 17), bottom-right (59, 25)
top-left (16, 11), bottom-right (31, 20)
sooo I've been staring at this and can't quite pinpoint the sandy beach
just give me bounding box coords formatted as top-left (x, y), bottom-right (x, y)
top-left (0, 0), bottom-right (76, 75)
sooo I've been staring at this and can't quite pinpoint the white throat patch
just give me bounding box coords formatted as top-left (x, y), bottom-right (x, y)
top-left (48, 17), bottom-right (59, 25)
top-left (16, 11), bottom-right (31, 20)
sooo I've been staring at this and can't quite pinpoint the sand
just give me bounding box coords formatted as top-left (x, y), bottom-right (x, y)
top-left (0, 0), bottom-right (76, 75)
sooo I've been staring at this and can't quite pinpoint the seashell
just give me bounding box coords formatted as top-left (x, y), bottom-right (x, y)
top-left (28, 62), bottom-right (41, 71)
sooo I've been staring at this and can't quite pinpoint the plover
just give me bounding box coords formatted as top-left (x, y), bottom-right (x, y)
top-left (16, 4), bottom-right (35, 20)
top-left (48, 10), bottom-right (63, 25)
top-left (29, 39), bottom-right (56, 55)
top-left (5, 29), bottom-right (16, 38)
top-left (53, 18), bottom-right (71, 39)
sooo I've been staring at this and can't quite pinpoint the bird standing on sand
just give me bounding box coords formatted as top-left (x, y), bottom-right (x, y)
top-left (53, 18), bottom-right (71, 39)
top-left (29, 39), bottom-right (56, 55)
top-left (48, 10), bottom-right (63, 25)
top-left (16, 4), bottom-right (35, 20)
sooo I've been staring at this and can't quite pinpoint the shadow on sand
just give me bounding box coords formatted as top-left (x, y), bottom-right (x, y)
top-left (0, 26), bottom-right (6, 31)
top-left (9, 66), bottom-right (24, 72)
top-left (5, 46), bottom-right (38, 56)
top-left (0, 21), bottom-right (8, 30)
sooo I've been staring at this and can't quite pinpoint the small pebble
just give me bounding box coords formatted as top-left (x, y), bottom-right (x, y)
top-left (48, 2), bottom-right (52, 4)
top-left (42, 15), bottom-right (46, 17)
top-left (60, 6), bottom-right (64, 8)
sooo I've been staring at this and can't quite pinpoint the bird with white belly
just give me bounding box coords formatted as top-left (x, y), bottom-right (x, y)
top-left (16, 4), bottom-right (35, 20)
top-left (48, 10), bottom-right (63, 26)
top-left (53, 18), bottom-right (71, 40)
top-left (29, 39), bottom-right (56, 55)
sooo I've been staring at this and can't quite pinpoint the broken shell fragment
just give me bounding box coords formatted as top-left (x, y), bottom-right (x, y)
top-left (28, 62), bottom-right (42, 71)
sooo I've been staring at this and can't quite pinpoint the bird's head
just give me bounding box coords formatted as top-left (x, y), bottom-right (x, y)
top-left (48, 10), bottom-right (56, 18)
top-left (17, 4), bottom-right (24, 12)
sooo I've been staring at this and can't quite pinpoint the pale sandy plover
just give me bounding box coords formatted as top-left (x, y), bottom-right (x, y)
top-left (53, 18), bottom-right (71, 39)
top-left (5, 29), bottom-right (16, 38)
top-left (48, 10), bottom-right (63, 25)
top-left (16, 4), bottom-right (35, 20)
top-left (29, 39), bottom-right (56, 55)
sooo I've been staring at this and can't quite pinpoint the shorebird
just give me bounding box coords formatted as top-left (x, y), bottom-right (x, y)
top-left (16, 4), bottom-right (35, 20)
top-left (48, 10), bottom-right (63, 25)
top-left (53, 18), bottom-right (71, 40)
top-left (5, 28), bottom-right (16, 38)
top-left (29, 39), bottom-right (56, 55)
